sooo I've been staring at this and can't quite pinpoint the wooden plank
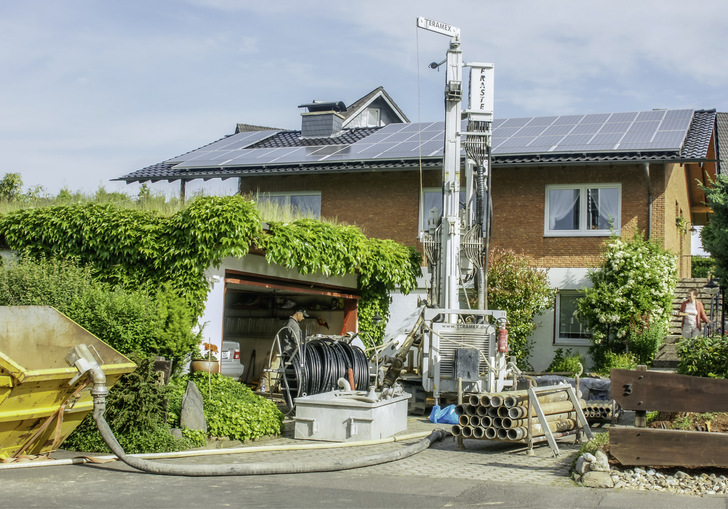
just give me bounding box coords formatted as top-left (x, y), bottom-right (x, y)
top-left (611, 369), bottom-right (728, 412)
top-left (610, 427), bottom-right (728, 467)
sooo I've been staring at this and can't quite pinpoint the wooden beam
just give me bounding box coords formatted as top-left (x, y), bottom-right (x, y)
top-left (610, 427), bottom-right (728, 467)
top-left (611, 369), bottom-right (728, 413)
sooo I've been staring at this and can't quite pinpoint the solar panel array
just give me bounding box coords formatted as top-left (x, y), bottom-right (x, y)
top-left (170, 110), bottom-right (694, 170)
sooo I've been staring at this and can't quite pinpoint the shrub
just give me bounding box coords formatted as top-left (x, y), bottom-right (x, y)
top-left (593, 351), bottom-right (637, 377)
top-left (627, 322), bottom-right (666, 365)
top-left (577, 233), bottom-right (677, 372)
top-left (169, 372), bottom-right (284, 441)
top-left (0, 256), bottom-right (200, 367)
top-left (546, 348), bottom-right (585, 375)
top-left (692, 256), bottom-right (715, 278)
top-left (485, 248), bottom-right (556, 368)
top-left (63, 356), bottom-right (192, 454)
top-left (676, 333), bottom-right (728, 378)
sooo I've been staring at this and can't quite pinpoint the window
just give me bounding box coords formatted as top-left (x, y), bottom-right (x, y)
top-left (545, 184), bottom-right (620, 236)
top-left (365, 107), bottom-right (381, 127)
top-left (420, 187), bottom-right (466, 232)
top-left (554, 291), bottom-right (591, 346)
top-left (256, 192), bottom-right (321, 218)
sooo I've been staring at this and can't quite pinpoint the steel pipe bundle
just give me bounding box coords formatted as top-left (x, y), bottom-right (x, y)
top-left (583, 402), bottom-right (613, 420)
top-left (451, 390), bottom-right (583, 442)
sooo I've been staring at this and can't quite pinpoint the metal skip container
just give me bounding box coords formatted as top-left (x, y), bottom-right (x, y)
top-left (0, 306), bottom-right (136, 459)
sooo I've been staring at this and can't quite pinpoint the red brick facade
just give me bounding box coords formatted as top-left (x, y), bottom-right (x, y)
top-left (240, 161), bottom-right (699, 276)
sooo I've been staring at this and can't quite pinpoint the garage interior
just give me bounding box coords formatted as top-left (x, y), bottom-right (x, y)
top-left (222, 270), bottom-right (360, 385)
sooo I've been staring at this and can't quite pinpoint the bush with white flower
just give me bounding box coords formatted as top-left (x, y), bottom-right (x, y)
top-left (576, 233), bottom-right (677, 370)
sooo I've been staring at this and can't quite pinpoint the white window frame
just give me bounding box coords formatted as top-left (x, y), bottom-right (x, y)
top-left (257, 191), bottom-right (321, 218)
top-left (544, 183), bottom-right (621, 237)
top-left (554, 290), bottom-right (591, 346)
top-left (419, 187), bottom-right (466, 233)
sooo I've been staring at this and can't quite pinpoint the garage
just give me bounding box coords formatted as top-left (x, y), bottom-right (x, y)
top-left (220, 267), bottom-right (360, 385)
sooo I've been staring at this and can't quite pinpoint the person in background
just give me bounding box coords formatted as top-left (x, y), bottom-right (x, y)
top-left (679, 288), bottom-right (709, 339)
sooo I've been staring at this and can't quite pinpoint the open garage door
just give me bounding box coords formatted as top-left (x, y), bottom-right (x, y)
top-left (222, 269), bottom-right (360, 384)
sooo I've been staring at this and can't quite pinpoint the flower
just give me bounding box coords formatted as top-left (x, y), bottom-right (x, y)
top-left (194, 341), bottom-right (218, 361)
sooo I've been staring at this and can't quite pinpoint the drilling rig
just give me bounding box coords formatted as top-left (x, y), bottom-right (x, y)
top-left (375, 18), bottom-right (517, 411)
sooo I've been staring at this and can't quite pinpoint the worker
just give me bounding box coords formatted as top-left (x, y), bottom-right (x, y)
top-left (281, 308), bottom-right (308, 357)
top-left (263, 308), bottom-right (308, 393)
top-left (678, 289), bottom-right (709, 339)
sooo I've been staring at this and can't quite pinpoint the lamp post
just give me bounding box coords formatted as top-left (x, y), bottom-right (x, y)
top-left (704, 277), bottom-right (724, 335)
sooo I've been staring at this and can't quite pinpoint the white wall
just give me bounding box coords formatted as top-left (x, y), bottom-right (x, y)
top-left (385, 267), bottom-right (596, 372)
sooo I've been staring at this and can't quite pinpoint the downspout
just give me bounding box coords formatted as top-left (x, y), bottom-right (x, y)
top-left (643, 162), bottom-right (652, 239)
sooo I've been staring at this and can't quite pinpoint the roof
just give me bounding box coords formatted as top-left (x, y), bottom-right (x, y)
top-left (117, 108), bottom-right (717, 183)
top-left (716, 112), bottom-right (728, 175)
top-left (342, 87), bottom-right (410, 126)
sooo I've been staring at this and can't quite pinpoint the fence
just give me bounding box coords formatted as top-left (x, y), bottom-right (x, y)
top-left (610, 366), bottom-right (728, 467)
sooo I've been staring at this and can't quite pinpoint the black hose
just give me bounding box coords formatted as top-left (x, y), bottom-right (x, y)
top-left (93, 400), bottom-right (449, 477)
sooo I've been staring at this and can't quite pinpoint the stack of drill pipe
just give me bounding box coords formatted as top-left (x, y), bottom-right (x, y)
top-left (452, 389), bottom-right (585, 441)
top-left (583, 401), bottom-right (613, 420)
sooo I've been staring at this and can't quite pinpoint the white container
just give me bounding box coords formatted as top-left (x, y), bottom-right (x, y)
top-left (293, 391), bottom-right (411, 442)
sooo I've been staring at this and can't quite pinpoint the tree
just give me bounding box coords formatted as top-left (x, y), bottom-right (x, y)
top-left (0, 173), bottom-right (23, 201)
top-left (485, 248), bottom-right (556, 368)
top-left (701, 174), bottom-right (728, 285)
top-left (576, 233), bottom-right (677, 369)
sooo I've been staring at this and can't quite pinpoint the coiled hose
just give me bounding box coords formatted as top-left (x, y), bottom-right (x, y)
top-left (287, 338), bottom-right (369, 400)
top-left (93, 397), bottom-right (449, 477)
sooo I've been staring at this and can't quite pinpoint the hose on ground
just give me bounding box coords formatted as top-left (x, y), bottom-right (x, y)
top-left (93, 398), bottom-right (449, 477)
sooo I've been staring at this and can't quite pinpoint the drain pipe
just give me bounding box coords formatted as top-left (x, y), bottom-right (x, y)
top-left (78, 346), bottom-right (448, 476)
top-left (644, 162), bottom-right (653, 239)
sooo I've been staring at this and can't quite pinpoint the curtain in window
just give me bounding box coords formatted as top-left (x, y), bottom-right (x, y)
top-left (548, 189), bottom-right (579, 229)
top-left (590, 188), bottom-right (619, 229)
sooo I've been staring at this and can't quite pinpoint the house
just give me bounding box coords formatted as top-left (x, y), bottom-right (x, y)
top-left (117, 89), bottom-right (719, 370)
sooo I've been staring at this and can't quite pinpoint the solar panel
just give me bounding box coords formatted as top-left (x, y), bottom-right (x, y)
top-left (169, 109), bottom-right (695, 170)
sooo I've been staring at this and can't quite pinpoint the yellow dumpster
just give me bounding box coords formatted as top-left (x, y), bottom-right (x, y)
top-left (0, 306), bottom-right (136, 459)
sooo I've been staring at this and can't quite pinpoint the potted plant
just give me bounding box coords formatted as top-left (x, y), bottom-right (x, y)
top-left (190, 342), bottom-right (220, 374)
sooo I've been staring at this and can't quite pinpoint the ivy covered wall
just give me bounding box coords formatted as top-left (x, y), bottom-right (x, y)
top-left (0, 196), bottom-right (421, 343)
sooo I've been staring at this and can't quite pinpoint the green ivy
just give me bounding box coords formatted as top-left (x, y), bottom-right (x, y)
top-left (171, 372), bottom-right (285, 441)
top-left (0, 196), bottom-right (422, 343)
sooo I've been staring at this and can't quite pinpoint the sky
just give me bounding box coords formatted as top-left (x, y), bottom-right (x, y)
top-left (1, 0), bottom-right (728, 203)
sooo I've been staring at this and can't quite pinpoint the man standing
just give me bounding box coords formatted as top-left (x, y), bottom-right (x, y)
top-left (679, 289), bottom-right (710, 338)
top-left (281, 308), bottom-right (308, 358)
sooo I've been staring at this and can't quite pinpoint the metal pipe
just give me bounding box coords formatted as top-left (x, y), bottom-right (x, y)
top-left (468, 394), bottom-right (480, 407)
top-left (458, 414), bottom-right (470, 426)
top-left (466, 404), bottom-right (478, 415)
top-left (489, 394), bottom-right (503, 407)
top-left (469, 415), bottom-right (481, 427)
top-left (502, 412), bottom-right (576, 429)
top-left (505, 400), bottom-right (584, 419)
top-left (479, 394), bottom-right (491, 407)
top-left (485, 427), bottom-right (497, 439)
top-left (480, 415), bottom-right (492, 428)
top-left (455, 404), bottom-right (466, 415)
top-left (496, 428), bottom-right (508, 440)
top-left (472, 426), bottom-right (485, 439)
top-left (461, 426), bottom-right (474, 438)
top-left (644, 162), bottom-right (653, 240)
top-left (476, 405), bottom-right (489, 417)
top-left (451, 425), bottom-right (462, 437)
top-left (487, 406), bottom-right (499, 417)
top-left (497, 406), bottom-right (510, 418)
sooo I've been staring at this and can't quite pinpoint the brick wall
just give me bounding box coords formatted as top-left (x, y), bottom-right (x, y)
top-left (240, 161), bottom-right (689, 272)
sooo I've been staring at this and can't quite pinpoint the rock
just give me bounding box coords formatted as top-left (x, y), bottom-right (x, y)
top-left (582, 471), bottom-right (615, 488)
top-left (634, 467), bottom-right (647, 475)
top-left (170, 427), bottom-right (183, 439)
top-left (180, 381), bottom-right (207, 432)
top-left (591, 450), bottom-right (610, 472)
top-left (675, 470), bottom-right (688, 479)
top-left (575, 455), bottom-right (591, 475)
top-left (582, 452), bottom-right (596, 463)
top-left (613, 481), bottom-right (626, 489)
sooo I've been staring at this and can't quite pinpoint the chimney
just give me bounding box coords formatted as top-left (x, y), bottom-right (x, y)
top-left (298, 101), bottom-right (347, 138)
